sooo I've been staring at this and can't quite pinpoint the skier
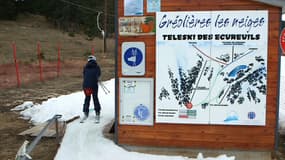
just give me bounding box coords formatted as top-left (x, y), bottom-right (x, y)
top-left (81, 55), bottom-right (101, 123)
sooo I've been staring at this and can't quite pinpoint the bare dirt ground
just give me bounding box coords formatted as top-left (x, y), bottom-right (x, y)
top-left (0, 58), bottom-right (114, 160)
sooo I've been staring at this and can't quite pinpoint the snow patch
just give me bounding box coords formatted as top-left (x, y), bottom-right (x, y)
top-left (11, 101), bottom-right (34, 111)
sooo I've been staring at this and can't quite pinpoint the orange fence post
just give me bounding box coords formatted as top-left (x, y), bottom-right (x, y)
top-left (37, 42), bottom-right (43, 81)
top-left (57, 43), bottom-right (61, 77)
top-left (12, 42), bottom-right (21, 87)
top-left (92, 46), bottom-right (95, 55)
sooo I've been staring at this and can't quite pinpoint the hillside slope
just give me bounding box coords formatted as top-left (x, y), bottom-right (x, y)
top-left (0, 14), bottom-right (114, 63)
top-left (0, 14), bottom-right (115, 88)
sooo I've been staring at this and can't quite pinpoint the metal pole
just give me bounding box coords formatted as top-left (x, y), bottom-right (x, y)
top-left (104, 0), bottom-right (108, 53)
top-left (17, 115), bottom-right (62, 160)
top-left (55, 117), bottom-right (59, 144)
top-left (26, 115), bottom-right (62, 154)
top-left (114, 0), bottom-right (119, 144)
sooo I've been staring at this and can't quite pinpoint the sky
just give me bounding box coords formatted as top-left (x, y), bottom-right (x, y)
top-left (13, 57), bottom-right (285, 160)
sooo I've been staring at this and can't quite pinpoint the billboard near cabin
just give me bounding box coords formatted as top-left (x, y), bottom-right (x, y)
top-left (155, 11), bottom-right (268, 125)
top-left (120, 78), bottom-right (154, 125)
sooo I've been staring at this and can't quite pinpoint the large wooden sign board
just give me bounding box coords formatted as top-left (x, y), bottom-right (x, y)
top-left (116, 0), bottom-right (281, 150)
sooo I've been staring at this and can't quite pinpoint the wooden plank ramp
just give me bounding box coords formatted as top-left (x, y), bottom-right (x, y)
top-left (19, 115), bottom-right (79, 138)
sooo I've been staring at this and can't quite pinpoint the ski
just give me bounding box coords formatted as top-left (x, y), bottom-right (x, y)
top-left (79, 115), bottom-right (101, 123)
top-left (95, 115), bottom-right (100, 124)
top-left (80, 116), bottom-right (88, 123)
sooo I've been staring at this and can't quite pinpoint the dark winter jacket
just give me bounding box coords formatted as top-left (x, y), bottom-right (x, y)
top-left (83, 60), bottom-right (101, 89)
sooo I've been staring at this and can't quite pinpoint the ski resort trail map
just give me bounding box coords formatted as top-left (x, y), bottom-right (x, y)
top-left (155, 10), bottom-right (268, 125)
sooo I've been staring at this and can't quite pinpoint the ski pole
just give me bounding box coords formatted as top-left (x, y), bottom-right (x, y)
top-left (99, 81), bottom-right (110, 92)
top-left (99, 83), bottom-right (108, 94)
top-left (101, 83), bottom-right (110, 93)
top-left (100, 85), bottom-right (108, 94)
top-left (100, 82), bottom-right (110, 93)
top-left (99, 82), bottom-right (110, 94)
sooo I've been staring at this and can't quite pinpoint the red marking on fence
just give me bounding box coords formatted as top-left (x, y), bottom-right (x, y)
top-left (37, 42), bottom-right (43, 81)
top-left (12, 42), bottom-right (21, 87)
